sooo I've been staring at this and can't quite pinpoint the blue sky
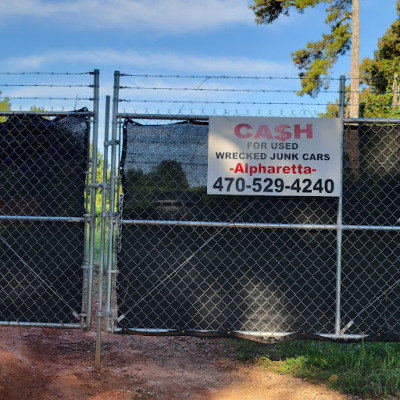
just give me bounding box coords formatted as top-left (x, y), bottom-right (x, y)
top-left (0, 0), bottom-right (397, 116)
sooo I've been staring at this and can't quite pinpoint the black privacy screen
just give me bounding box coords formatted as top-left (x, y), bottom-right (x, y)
top-left (0, 112), bottom-right (88, 323)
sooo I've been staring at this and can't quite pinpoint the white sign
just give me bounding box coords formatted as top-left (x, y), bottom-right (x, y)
top-left (207, 116), bottom-right (342, 197)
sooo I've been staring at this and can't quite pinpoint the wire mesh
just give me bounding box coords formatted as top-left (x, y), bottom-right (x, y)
top-left (108, 115), bottom-right (400, 339)
top-left (340, 123), bottom-right (400, 337)
top-left (0, 111), bottom-right (91, 325)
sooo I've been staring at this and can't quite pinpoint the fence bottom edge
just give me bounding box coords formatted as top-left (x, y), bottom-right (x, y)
top-left (0, 321), bottom-right (84, 329)
top-left (113, 328), bottom-right (399, 343)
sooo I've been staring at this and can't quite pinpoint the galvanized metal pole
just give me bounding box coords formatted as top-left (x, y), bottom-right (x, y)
top-left (105, 71), bottom-right (120, 332)
top-left (95, 95), bottom-right (111, 370)
top-left (339, 75), bottom-right (346, 119)
top-left (82, 114), bottom-right (91, 326)
top-left (334, 112), bottom-right (345, 336)
top-left (86, 69), bottom-right (100, 330)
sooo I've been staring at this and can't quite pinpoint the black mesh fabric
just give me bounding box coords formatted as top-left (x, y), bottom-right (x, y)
top-left (117, 120), bottom-right (337, 333)
top-left (341, 124), bottom-right (400, 336)
top-left (117, 121), bottom-right (399, 337)
top-left (0, 112), bottom-right (88, 324)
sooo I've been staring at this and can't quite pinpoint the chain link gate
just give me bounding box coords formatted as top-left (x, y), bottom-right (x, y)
top-left (340, 121), bottom-right (400, 338)
top-left (103, 72), bottom-right (400, 341)
top-left (0, 71), bottom-right (100, 329)
top-left (0, 70), bottom-right (397, 370)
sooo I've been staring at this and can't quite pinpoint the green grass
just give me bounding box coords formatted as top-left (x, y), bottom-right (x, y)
top-left (233, 339), bottom-right (400, 398)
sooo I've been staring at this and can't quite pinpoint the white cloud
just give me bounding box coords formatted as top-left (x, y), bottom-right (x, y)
top-left (3, 49), bottom-right (294, 76)
top-left (0, 0), bottom-right (254, 33)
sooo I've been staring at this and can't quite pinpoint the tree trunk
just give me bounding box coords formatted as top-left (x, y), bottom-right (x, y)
top-left (347, 0), bottom-right (360, 177)
top-left (349, 0), bottom-right (360, 119)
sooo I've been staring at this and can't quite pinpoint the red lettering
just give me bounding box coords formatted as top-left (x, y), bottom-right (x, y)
top-left (234, 124), bottom-right (252, 138)
top-left (234, 123), bottom-right (313, 140)
top-left (254, 125), bottom-right (273, 139)
top-left (263, 164), bottom-right (314, 174)
top-left (274, 124), bottom-right (292, 142)
top-left (234, 163), bottom-right (245, 173)
top-left (294, 124), bottom-right (313, 139)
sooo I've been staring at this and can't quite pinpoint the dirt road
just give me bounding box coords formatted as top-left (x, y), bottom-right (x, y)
top-left (0, 327), bottom-right (358, 400)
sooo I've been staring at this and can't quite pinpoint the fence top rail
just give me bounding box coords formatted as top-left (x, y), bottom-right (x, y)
top-left (116, 113), bottom-right (400, 124)
top-left (0, 110), bottom-right (94, 117)
top-left (343, 117), bottom-right (400, 124)
top-left (116, 113), bottom-right (208, 121)
top-left (0, 216), bottom-right (86, 223)
top-left (0, 71), bottom-right (93, 76)
top-left (119, 219), bottom-right (400, 231)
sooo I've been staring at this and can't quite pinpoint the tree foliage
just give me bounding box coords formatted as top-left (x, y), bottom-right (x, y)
top-left (359, 0), bottom-right (400, 117)
top-left (0, 94), bottom-right (10, 111)
top-left (0, 92), bottom-right (10, 113)
top-left (319, 1), bottom-right (400, 118)
top-left (123, 161), bottom-right (190, 217)
top-left (250, 0), bottom-right (352, 97)
top-left (0, 93), bottom-right (11, 122)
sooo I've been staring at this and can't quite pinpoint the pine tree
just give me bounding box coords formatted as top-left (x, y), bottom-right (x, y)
top-left (250, 0), bottom-right (357, 108)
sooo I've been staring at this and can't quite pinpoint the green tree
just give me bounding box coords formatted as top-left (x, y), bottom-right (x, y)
top-left (0, 92), bottom-right (11, 120)
top-left (249, 0), bottom-right (355, 99)
top-left (359, 0), bottom-right (400, 118)
top-left (321, 1), bottom-right (400, 118)
top-left (123, 161), bottom-right (190, 217)
top-left (87, 148), bottom-right (108, 220)
top-left (30, 105), bottom-right (46, 112)
top-left (149, 160), bottom-right (189, 191)
top-left (0, 93), bottom-right (10, 111)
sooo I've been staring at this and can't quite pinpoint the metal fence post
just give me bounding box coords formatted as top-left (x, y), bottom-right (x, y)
top-left (339, 75), bottom-right (346, 119)
top-left (334, 118), bottom-right (345, 336)
top-left (85, 69), bottom-right (100, 330)
top-left (95, 95), bottom-right (111, 369)
top-left (105, 71), bottom-right (121, 332)
top-left (333, 75), bottom-right (346, 336)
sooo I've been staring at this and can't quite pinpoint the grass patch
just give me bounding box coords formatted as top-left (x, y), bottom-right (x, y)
top-left (233, 339), bottom-right (400, 398)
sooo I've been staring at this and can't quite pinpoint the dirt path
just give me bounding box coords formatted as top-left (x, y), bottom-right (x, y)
top-left (0, 327), bottom-right (359, 400)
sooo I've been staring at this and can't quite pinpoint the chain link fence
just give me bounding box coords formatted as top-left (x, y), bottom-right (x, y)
top-left (104, 72), bottom-right (400, 340)
top-left (0, 71), bottom-right (99, 328)
top-left (0, 70), bottom-right (398, 341)
top-left (107, 118), bottom-right (400, 340)
top-left (340, 123), bottom-right (400, 337)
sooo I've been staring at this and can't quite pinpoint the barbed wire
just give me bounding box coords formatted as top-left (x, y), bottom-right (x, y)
top-left (120, 74), bottom-right (392, 86)
top-left (116, 73), bottom-right (333, 116)
top-left (0, 72), bottom-right (91, 75)
top-left (119, 99), bottom-right (328, 106)
top-left (119, 86), bottom-right (340, 94)
top-left (0, 96), bottom-right (92, 101)
top-left (121, 73), bottom-right (341, 81)
top-left (0, 84), bottom-right (91, 88)
top-left (119, 109), bottom-right (321, 118)
top-left (0, 71), bottom-right (97, 111)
